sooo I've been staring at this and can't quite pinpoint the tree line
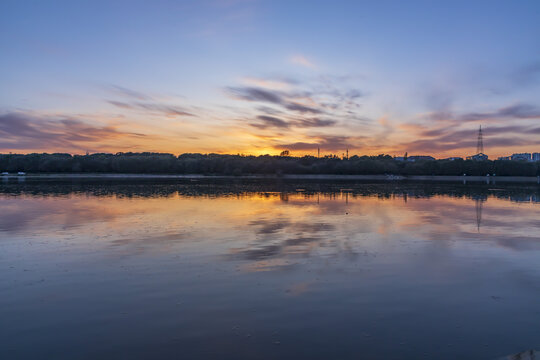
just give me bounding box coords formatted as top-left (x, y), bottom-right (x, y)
top-left (1, 152), bottom-right (539, 176)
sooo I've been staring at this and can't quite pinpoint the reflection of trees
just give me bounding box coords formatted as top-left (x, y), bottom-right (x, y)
top-left (0, 179), bottom-right (539, 204)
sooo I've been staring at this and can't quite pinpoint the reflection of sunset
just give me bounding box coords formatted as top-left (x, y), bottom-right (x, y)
top-left (2, 189), bottom-right (539, 268)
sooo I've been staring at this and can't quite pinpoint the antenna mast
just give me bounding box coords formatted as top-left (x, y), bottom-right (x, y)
top-left (476, 125), bottom-right (484, 154)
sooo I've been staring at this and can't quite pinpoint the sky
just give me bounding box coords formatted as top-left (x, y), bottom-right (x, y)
top-left (1, 0), bottom-right (539, 158)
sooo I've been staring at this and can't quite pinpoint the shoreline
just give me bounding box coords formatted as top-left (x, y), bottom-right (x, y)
top-left (2, 173), bottom-right (539, 183)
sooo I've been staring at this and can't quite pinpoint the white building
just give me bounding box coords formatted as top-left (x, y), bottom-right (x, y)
top-left (467, 153), bottom-right (488, 161)
top-left (511, 153), bottom-right (531, 161)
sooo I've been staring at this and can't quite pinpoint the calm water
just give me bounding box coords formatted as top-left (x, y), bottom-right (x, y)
top-left (1, 179), bottom-right (539, 359)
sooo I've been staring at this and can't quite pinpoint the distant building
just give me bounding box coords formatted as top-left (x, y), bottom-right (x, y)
top-left (511, 153), bottom-right (531, 161)
top-left (533, 153), bottom-right (540, 161)
top-left (497, 156), bottom-right (511, 161)
top-left (395, 155), bottom-right (436, 162)
top-left (406, 155), bottom-right (435, 162)
top-left (441, 157), bottom-right (462, 161)
top-left (466, 153), bottom-right (488, 161)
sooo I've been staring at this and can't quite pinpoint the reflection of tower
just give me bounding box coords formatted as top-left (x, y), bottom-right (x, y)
top-left (473, 195), bottom-right (487, 232)
top-left (476, 125), bottom-right (484, 154)
top-left (475, 199), bottom-right (483, 232)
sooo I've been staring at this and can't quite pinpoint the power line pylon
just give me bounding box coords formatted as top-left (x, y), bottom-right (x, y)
top-left (476, 125), bottom-right (484, 154)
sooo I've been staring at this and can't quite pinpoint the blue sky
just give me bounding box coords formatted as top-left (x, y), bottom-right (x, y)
top-left (1, 0), bottom-right (539, 156)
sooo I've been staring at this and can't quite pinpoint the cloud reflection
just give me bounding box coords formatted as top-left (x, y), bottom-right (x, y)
top-left (1, 182), bottom-right (539, 266)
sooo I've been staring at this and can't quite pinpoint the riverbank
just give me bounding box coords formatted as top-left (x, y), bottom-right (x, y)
top-left (2, 173), bottom-right (539, 183)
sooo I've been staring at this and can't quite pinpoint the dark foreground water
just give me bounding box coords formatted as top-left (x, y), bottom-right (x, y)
top-left (1, 178), bottom-right (539, 359)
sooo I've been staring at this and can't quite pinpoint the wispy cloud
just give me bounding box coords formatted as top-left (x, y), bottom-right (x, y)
top-left (241, 77), bottom-right (295, 90)
top-left (107, 85), bottom-right (151, 101)
top-left (226, 74), bottom-right (367, 127)
top-left (107, 101), bottom-right (195, 117)
top-left (290, 54), bottom-right (317, 69)
top-left (106, 85), bottom-right (196, 118)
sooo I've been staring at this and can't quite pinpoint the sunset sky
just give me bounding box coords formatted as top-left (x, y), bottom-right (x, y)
top-left (1, 0), bottom-right (539, 158)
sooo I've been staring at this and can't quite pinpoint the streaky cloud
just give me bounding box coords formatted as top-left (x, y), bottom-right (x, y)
top-left (0, 112), bottom-right (146, 152)
top-left (461, 103), bottom-right (540, 121)
top-left (284, 102), bottom-right (322, 114)
top-left (227, 86), bottom-right (283, 104)
top-left (278, 135), bottom-right (352, 151)
top-left (108, 85), bottom-right (152, 101)
top-left (251, 115), bottom-right (289, 129)
top-left (107, 100), bottom-right (195, 117)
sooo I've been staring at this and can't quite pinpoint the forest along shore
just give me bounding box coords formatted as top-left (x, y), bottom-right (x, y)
top-left (2, 173), bottom-right (540, 183)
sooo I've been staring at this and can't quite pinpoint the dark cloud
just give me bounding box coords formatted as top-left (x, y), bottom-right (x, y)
top-left (227, 86), bottom-right (326, 115)
top-left (402, 134), bottom-right (538, 153)
top-left (497, 104), bottom-right (540, 118)
top-left (256, 106), bottom-right (283, 115)
top-left (0, 112), bottom-right (145, 152)
top-left (279, 135), bottom-right (352, 151)
top-left (461, 103), bottom-right (540, 121)
top-left (401, 122), bottom-right (540, 153)
top-left (420, 125), bottom-right (533, 138)
top-left (296, 118), bottom-right (337, 128)
top-left (250, 113), bottom-right (337, 130)
top-left (284, 102), bottom-right (322, 114)
top-left (226, 75), bottom-right (368, 131)
top-left (251, 115), bottom-right (290, 129)
top-left (227, 86), bottom-right (283, 104)
top-left (278, 142), bottom-right (320, 151)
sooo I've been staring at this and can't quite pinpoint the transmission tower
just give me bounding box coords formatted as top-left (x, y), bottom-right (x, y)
top-left (476, 125), bottom-right (484, 154)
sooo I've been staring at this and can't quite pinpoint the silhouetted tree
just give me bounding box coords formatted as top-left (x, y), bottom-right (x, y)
top-left (0, 153), bottom-right (538, 176)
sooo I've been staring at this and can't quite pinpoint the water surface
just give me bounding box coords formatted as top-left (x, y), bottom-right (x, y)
top-left (1, 179), bottom-right (539, 359)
